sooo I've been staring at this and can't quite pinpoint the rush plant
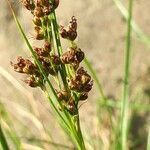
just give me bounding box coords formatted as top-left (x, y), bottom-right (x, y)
top-left (7, 0), bottom-right (93, 149)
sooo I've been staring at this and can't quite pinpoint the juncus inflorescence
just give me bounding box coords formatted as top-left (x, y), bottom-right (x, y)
top-left (11, 0), bottom-right (93, 115)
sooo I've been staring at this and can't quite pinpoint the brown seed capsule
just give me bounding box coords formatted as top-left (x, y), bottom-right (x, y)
top-left (67, 99), bottom-right (76, 114)
top-left (68, 79), bottom-right (82, 92)
top-left (83, 81), bottom-right (93, 92)
top-left (79, 93), bottom-right (88, 101)
top-left (57, 90), bottom-right (68, 101)
top-left (50, 55), bottom-right (61, 65)
top-left (33, 17), bottom-right (42, 26)
top-left (77, 67), bottom-right (91, 85)
top-left (24, 76), bottom-right (39, 87)
top-left (76, 49), bottom-right (85, 62)
top-left (34, 26), bottom-right (44, 40)
top-left (44, 40), bottom-right (51, 52)
top-left (35, 0), bottom-right (43, 7)
top-left (35, 32), bottom-right (44, 40)
top-left (34, 6), bottom-right (44, 17)
top-left (60, 16), bottom-right (78, 41)
top-left (68, 16), bottom-right (77, 31)
top-left (41, 0), bottom-right (50, 6)
top-left (43, 5), bottom-right (53, 15)
top-left (11, 56), bottom-right (37, 74)
top-left (61, 47), bottom-right (76, 64)
top-left (60, 27), bottom-right (68, 39)
top-left (22, 0), bottom-right (35, 10)
top-left (53, 0), bottom-right (59, 9)
top-left (81, 74), bottom-right (91, 85)
top-left (67, 30), bottom-right (77, 41)
top-left (34, 47), bottom-right (49, 57)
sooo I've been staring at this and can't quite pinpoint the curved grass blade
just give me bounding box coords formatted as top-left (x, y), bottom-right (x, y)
top-left (0, 102), bottom-right (22, 149)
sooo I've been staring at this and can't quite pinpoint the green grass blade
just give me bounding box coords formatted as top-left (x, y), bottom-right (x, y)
top-left (0, 124), bottom-right (9, 150)
top-left (147, 128), bottom-right (150, 150)
top-left (121, 0), bottom-right (133, 149)
top-left (0, 102), bottom-right (22, 149)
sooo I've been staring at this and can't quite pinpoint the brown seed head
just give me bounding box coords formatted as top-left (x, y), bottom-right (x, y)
top-left (67, 99), bottom-right (76, 114)
top-left (34, 6), bottom-right (44, 17)
top-left (67, 30), bottom-right (77, 41)
top-left (50, 55), bottom-right (61, 65)
top-left (53, 0), bottom-right (59, 9)
top-left (43, 5), bottom-right (53, 15)
top-left (79, 93), bottom-right (88, 101)
top-left (76, 49), bottom-right (85, 62)
top-left (24, 76), bottom-right (39, 87)
top-left (11, 56), bottom-right (37, 74)
top-left (44, 41), bottom-right (51, 52)
top-left (22, 0), bottom-right (35, 10)
top-left (57, 90), bottom-right (68, 101)
top-left (60, 27), bottom-right (68, 39)
top-left (34, 47), bottom-right (49, 57)
top-left (61, 47), bottom-right (76, 64)
top-left (34, 26), bottom-right (44, 40)
top-left (68, 16), bottom-right (77, 31)
top-left (33, 16), bottom-right (42, 26)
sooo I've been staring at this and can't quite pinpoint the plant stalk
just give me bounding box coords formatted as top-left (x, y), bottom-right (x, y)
top-left (121, 0), bottom-right (133, 149)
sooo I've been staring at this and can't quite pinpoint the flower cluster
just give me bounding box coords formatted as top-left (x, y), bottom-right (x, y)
top-left (11, 0), bottom-right (93, 114)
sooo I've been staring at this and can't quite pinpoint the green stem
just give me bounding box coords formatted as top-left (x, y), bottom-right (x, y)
top-left (49, 13), bottom-right (68, 90)
top-left (76, 114), bottom-right (86, 149)
top-left (121, 0), bottom-right (133, 149)
top-left (147, 128), bottom-right (150, 150)
top-left (0, 124), bottom-right (9, 150)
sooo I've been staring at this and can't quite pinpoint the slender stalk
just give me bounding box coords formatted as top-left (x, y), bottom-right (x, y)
top-left (147, 128), bottom-right (150, 150)
top-left (0, 124), bottom-right (9, 150)
top-left (49, 13), bottom-right (68, 90)
top-left (121, 0), bottom-right (133, 149)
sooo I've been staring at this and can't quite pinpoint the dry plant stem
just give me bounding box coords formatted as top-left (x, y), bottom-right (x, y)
top-left (121, 0), bottom-right (133, 149)
top-left (0, 124), bottom-right (9, 150)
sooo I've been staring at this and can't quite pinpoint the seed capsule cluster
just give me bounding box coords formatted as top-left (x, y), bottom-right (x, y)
top-left (60, 16), bottom-right (77, 41)
top-left (11, 0), bottom-right (93, 114)
top-left (11, 56), bottom-right (43, 87)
